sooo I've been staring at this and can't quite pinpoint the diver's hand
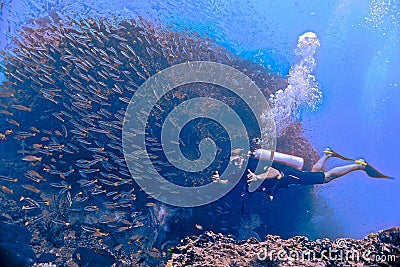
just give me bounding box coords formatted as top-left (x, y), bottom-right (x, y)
top-left (247, 169), bottom-right (259, 183)
top-left (211, 171), bottom-right (228, 184)
top-left (265, 167), bottom-right (281, 179)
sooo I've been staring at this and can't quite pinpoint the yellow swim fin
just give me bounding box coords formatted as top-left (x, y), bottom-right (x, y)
top-left (324, 147), bottom-right (353, 161)
top-left (355, 159), bottom-right (394, 179)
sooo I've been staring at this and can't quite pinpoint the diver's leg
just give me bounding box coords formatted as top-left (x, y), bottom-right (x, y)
top-left (324, 164), bottom-right (364, 183)
top-left (311, 154), bottom-right (330, 172)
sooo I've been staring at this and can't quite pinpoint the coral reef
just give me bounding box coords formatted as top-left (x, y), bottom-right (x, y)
top-left (171, 228), bottom-right (400, 266)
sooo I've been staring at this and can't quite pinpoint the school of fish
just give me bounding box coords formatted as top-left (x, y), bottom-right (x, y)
top-left (0, 13), bottom-right (287, 264)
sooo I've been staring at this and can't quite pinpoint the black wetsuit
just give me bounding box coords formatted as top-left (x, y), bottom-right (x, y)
top-left (247, 157), bottom-right (325, 189)
top-left (269, 161), bottom-right (326, 187)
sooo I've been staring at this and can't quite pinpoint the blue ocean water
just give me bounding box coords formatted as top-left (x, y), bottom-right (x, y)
top-left (0, 0), bottom-right (399, 244)
top-left (150, 0), bottom-right (400, 239)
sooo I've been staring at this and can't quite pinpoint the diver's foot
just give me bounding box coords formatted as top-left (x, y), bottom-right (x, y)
top-left (355, 158), bottom-right (367, 170)
top-left (323, 147), bottom-right (353, 161)
top-left (323, 147), bottom-right (334, 157)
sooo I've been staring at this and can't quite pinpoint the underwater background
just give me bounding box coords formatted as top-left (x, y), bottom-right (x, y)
top-left (0, 0), bottom-right (399, 266)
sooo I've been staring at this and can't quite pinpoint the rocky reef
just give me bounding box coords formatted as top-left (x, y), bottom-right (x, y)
top-left (0, 221), bottom-right (36, 267)
top-left (170, 228), bottom-right (400, 266)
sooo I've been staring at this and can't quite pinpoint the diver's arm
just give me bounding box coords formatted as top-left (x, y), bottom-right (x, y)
top-left (247, 167), bottom-right (280, 182)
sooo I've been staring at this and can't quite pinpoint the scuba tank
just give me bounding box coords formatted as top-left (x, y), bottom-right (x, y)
top-left (254, 149), bottom-right (304, 170)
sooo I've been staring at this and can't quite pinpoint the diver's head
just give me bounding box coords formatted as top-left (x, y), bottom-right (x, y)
top-left (250, 137), bottom-right (262, 152)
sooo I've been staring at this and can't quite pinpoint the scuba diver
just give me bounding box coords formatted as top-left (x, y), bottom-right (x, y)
top-left (245, 147), bottom-right (393, 190)
top-left (210, 147), bottom-right (393, 202)
top-left (212, 147), bottom-right (393, 200)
